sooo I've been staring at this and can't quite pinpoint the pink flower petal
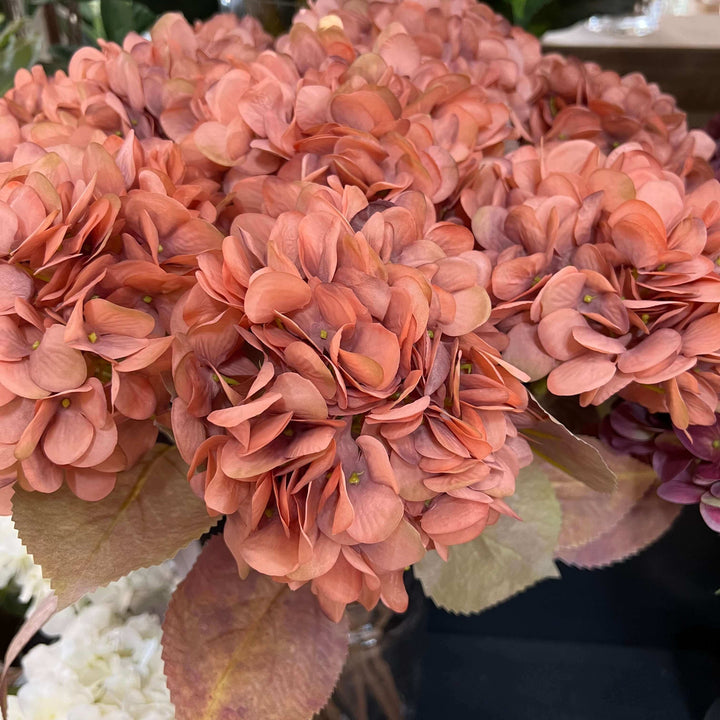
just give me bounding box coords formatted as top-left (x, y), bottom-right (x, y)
top-left (547, 354), bottom-right (617, 396)
top-left (29, 325), bottom-right (87, 393)
top-left (65, 468), bottom-right (116, 501)
top-left (43, 407), bottom-right (94, 466)
top-left (617, 329), bottom-right (682, 375)
top-left (244, 271), bottom-right (312, 324)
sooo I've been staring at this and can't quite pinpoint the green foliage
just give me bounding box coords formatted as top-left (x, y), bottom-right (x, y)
top-left (99, 0), bottom-right (156, 44)
top-left (485, 0), bottom-right (637, 35)
top-left (0, 17), bottom-right (43, 94)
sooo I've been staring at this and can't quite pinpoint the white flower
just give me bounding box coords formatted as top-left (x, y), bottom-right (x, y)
top-left (3, 535), bottom-right (200, 720)
top-left (0, 515), bottom-right (51, 609)
top-left (11, 606), bottom-right (175, 720)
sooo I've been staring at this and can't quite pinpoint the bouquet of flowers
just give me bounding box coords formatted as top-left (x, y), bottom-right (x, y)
top-left (0, 0), bottom-right (718, 717)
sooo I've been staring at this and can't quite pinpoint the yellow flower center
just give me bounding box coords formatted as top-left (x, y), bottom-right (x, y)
top-left (61, 398), bottom-right (71, 409)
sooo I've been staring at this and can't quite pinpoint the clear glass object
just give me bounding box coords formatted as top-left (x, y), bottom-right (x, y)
top-left (317, 580), bottom-right (427, 720)
top-left (586, 0), bottom-right (665, 37)
top-left (219, 0), bottom-right (298, 33)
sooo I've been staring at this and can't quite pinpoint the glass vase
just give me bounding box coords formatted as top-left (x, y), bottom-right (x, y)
top-left (218, 0), bottom-right (298, 34)
top-left (318, 579), bottom-right (427, 720)
top-left (586, 0), bottom-right (665, 37)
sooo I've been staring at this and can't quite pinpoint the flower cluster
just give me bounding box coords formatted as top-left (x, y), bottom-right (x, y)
top-left (529, 54), bottom-right (716, 175)
top-left (0, 121), bottom-right (232, 499)
top-left (602, 402), bottom-right (720, 532)
top-left (2, 0), bottom-right (719, 630)
top-left (467, 139), bottom-right (720, 431)
top-left (177, 178), bottom-right (530, 618)
top-left (9, 609), bottom-right (173, 720)
top-left (2, 535), bottom-right (196, 720)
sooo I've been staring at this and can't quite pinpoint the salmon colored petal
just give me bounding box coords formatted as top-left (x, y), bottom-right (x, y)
top-left (43, 408), bottom-right (94, 466)
top-left (244, 271), bottom-right (312, 324)
top-left (205, 471), bottom-right (248, 515)
top-left (84, 298), bottom-right (155, 339)
top-left (272, 372), bottom-right (328, 420)
top-left (82, 143), bottom-right (127, 196)
top-left (502, 323), bottom-right (556, 381)
top-left (617, 329), bottom-right (682, 375)
top-left (345, 479), bottom-right (404, 544)
top-left (421, 496), bottom-right (490, 536)
top-left (65, 468), bottom-right (116, 501)
top-left (237, 519), bottom-right (301, 577)
top-left (547, 354), bottom-right (617, 396)
top-left (29, 325), bottom-right (87, 393)
top-left (360, 520), bottom-right (426, 571)
top-left (571, 326), bottom-right (627, 355)
top-left (73, 421), bottom-right (118, 469)
top-left (439, 286), bottom-right (491, 337)
top-left (0, 397), bottom-right (34, 444)
top-left (283, 342), bottom-right (337, 400)
top-left (0, 265), bottom-right (33, 314)
top-left (286, 534), bottom-right (341, 582)
top-left (21, 449), bottom-right (63, 493)
top-left (0, 361), bottom-right (49, 400)
top-left (537, 308), bottom-right (587, 361)
top-left (682, 314), bottom-right (720, 357)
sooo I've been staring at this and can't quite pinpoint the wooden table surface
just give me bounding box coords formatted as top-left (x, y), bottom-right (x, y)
top-left (542, 11), bottom-right (720, 128)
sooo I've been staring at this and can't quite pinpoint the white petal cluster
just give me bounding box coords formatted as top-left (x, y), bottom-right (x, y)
top-left (9, 605), bottom-right (173, 720)
top-left (1, 526), bottom-right (199, 720)
top-left (0, 515), bottom-right (51, 609)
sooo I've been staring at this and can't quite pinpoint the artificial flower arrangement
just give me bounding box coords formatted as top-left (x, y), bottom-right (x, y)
top-left (0, 0), bottom-right (718, 716)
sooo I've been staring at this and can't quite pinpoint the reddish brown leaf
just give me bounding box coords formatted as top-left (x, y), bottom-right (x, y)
top-left (557, 487), bottom-right (681, 569)
top-left (12, 445), bottom-right (215, 609)
top-left (548, 438), bottom-right (657, 550)
top-left (162, 536), bottom-right (349, 720)
top-left (521, 395), bottom-right (616, 492)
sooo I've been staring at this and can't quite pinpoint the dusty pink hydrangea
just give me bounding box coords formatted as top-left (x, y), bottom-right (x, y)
top-left (173, 176), bottom-right (531, 618)
top-left (466, 138), bottom-right (720, 430)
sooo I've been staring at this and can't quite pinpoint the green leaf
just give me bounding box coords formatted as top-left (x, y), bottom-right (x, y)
top-left (509, 0), bottom-right (554, 24)
top-left (131, 1), bottom-right (155, 33)
top-left (162, 537), bottom-right (349, 720)
top-left (100, 0), bottom-right (155, 43)
top-left (415, 461), bottom-right (562, 614)
top-left (521, 394), bottom-right (617, 493)
top-left (12, 445), bottom-right (216, 610)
